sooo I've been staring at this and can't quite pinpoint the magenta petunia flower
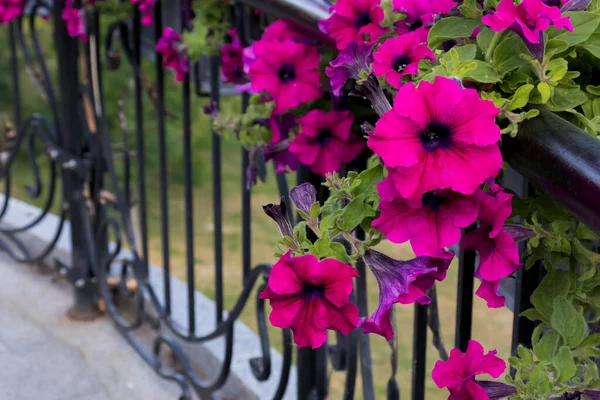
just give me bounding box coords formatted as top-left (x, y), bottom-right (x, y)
top-left (432, 340), bottom-right (508, 400)
top-left (289, 110), bottom-right (364, 176)
top-left (326, 42), bottom-right (373, 96)
top-left (264, 113), bottom-right (299, 174)
top-left (156, 27), bottom-right (190, 82)
top-left (393, 0), bottom-right (457, 42)
top-left (482, 0), bottom-right (573, 44)
top-left (248, 40), bottom-right (321, 113)
top-left (361, 250), bottom-right (453, 340)
top-left (368, 76), bottom-right (502, 206)
top-left (319, 0), bottom-right (388, 50)
top-left (373, 179), bottom-right (478, 256)
top-left (259, 251), bottom-right (359, 349)
top-left (0, 0), bottom-right (24, 24)
top-left (221, 29), bottom-right (246, 84)
top-left (62, 2), bottom-right (87, 42)
top-left (475, 279), bottom-right (506, 308)
top-left (131, 0), bottom-right (155, 25)
top-left (373, 32), bottom-right (436, 89)
top-left (463, 228), bottom-right (521, 282)
top-left (476, 180), bottom-right (514, 239)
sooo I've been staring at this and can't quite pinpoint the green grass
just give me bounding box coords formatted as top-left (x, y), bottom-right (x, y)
top-left (0, 20), bottom-right (515, 399)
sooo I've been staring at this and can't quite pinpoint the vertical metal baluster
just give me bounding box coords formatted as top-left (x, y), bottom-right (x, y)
top-left (210, 56), bottom-right (224, 324)
top-left (411, 304), bottom-right (428, 400)
top-left (154, 1), bottom-right (172, 315)
top-left (133, 8), bottom-right (149, 272)
top-left (455, 225), bottom-right (476, 351)
top-left (241, 92), bottom-right (251, 281)
top-left (9, 22), bottom-right (21, 133)
top-left (53, 1), bottom-right (96, 319)
top-left (182, 55), bottom-right (196, 335)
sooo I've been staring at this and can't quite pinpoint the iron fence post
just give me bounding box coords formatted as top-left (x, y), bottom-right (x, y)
top-left (53, 2), bottom-right (99, 320)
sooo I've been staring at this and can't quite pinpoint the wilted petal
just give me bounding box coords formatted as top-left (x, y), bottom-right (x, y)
top-left (478, 381), bottom-right (517, 399)
top-left (561, 0), bottom-right (591, 11)
top-left (263, 199), bottom-right (293, 238)
top-left (360, 250), bottom-right (452, 340)
top-left (326, 42), bottom-right (373, 96)
top-left (503, 224), bottom-right (535, 242)
top-left (290, 183), bottom-right (318, 216)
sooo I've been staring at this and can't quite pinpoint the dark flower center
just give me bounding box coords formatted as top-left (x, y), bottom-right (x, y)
top-left (421, 191), bottom-right (445, 209)
top-left (301, 284), bottom-right (325, 300)
top-left (392, 55), bottom-right (410, 73)
top-left (317, 129), bottom-right (334, 146)
top-left (278, 64), bottom-right (296, 83)
top-left (420, 122), bottom-right (452, 152)
top-left (411, 18), bottom-right (424, 30)
top-left (355, 12), bottom-right (372, 28)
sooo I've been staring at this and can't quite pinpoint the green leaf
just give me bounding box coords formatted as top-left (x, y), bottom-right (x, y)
top-left (575, 333), bottom-right (600, 357)
top-left (340, 194), bottom-right (367, 231)
top-left (548, 12), bottom-right (600, 47)
top-left (521, 308), bottom-right (545, 322)
top-left (464, 60), bottom-right (501, 83)
top-left (576, 222), bottom-right (600, 240)
top-left (538, 82), bottom-right (552, 104)
top-left (329, 242), bottom-right (352, 263)
top-left (534, 330), bottom-right (561, 361)
top-left (459, 0), bottom-right (482, 18)
top-left (580, 30), bottom-right (600, 58)
top-left (351, 164), bottom-right (384, 197)
top-left (493, 33), bottom-right (530, 75)
top-left (508, 84), bottom-right (535, 110)
top-left (309, 202), bottom-right (321, 219)
top-left (547, 84), bottom-right (588, 111)
top-left (546, 39), bottom-right (570, 55)
top-left (310, 234), bottom-right (331, 259)
top-left (552, 346), bottom-right (577, 382)
top-left (428, 17), bottom-right (482, 49)
top-left (531, 270), bottom-right (571, 318)
top-left (551, 296), bottom-right (587, 348)
top-left (477, 27), bottom-right (495, 53)
top-left (528, 362), bottom-right (553, 394)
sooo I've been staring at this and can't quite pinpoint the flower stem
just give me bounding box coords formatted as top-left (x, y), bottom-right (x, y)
top-left (485, 31), bottom-right (504, 64)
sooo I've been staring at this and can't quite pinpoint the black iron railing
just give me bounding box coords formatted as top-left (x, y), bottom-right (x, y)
top-left (2, 1), bottom-right (600, 400)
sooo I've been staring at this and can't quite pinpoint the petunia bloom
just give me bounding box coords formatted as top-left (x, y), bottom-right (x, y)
top-left (325, 42), bottom-right (372, 96)
top-left (475, 279), bottom-right (506, 308)
top-left (221, 29), bottom-right (246, 84)
top-left (482, 0), bottom-right (573, 44)
top-left (62, 1), bottom-right (87, 42)
top-left (259, 252), bottom-right (359, 349)
top-left (131, 0), bottom-right (155, 25)
top-left (248, 40), bottom-right (321, 113)
top-left (368, 76), bottom-right (502, 205)
top-left (264, 113), bottom-right (299, 174)
top-left (476, 180), bottom-right (513, 239)
top-left (319, 0), bottom-right (388, 50)
top-left (361, 250), bottom-right (453, 340)
top-left (263, 199), bottom-right (293, 238)
top-left (373, 32), bottom-right (436, 89)
top-left (0, 0), bottom-right (24, 23)
top-left (289, 110), bottom-right (364, 176)
top-left (393, 0), bottom-right (456, 42)
top-left (373, 180), bottom-right (478, 256)
top-left (432, 340), bottom-right (508, 400)
top-left (156, 27), bottom-right (190, 82)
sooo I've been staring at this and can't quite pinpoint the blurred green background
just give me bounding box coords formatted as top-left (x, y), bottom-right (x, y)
top-left (0, 19), bottom-right (514, 399)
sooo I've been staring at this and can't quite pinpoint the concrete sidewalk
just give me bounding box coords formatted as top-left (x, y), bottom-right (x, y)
top-left (0, 252), bottom-right (182, 400)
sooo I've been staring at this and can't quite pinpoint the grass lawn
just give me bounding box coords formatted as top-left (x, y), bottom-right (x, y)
top-left (0, 20), bottom-right (515, 399)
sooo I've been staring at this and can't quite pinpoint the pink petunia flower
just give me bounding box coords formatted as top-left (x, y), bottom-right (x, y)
top-left (156, 27), bottom-right (190, 82)
top-left (482, 0), bottom-right (573, 44)
top-left (368, 76), bottom-right (502, 206)
top-left (62, 1), bottom-right (87, 42)
top-left (221, 29), bottom-right (246, 84)
top-left (289, 110), bottom-right (364, 176)
top-left (373, 32), bottom-right (436, 89)
top-left (373, 178), bottom-right (478, 256)
top-left (462, 182), bottom-right (522, 307)
top-left (319, 0), bottom-right (388, 50)
top-left (131, 0), bottom-right (155, 26)
top-left (259, 251), bottom-right (359, 349)
top-left (361, 250), bottom-right (453, 340)
top-left (432, 340), bottom-right (511, 400)
top-left (248, 40), bottom-right (321, 113)
top-left (264, 113), bottom-right (299, 174)
top-left (393, 0), bottom-right (457, 42)
top-left (0, 0), bottom-right (24, 24)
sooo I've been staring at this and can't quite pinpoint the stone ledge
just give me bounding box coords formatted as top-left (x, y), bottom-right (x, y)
top-left (0, 194), bottom-right (296, 400)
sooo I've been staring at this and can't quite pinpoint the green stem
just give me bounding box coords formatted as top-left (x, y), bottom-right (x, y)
top-left (485, 31), bottom-right (504, 64)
